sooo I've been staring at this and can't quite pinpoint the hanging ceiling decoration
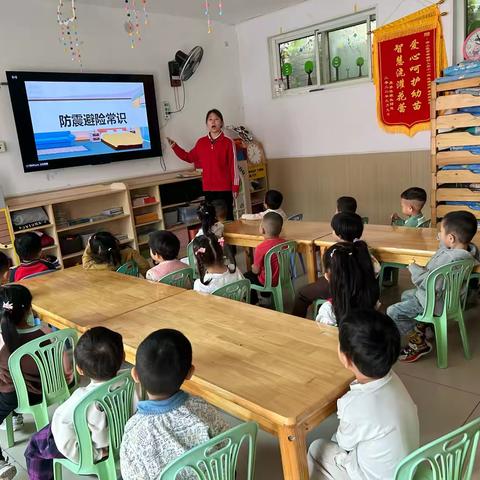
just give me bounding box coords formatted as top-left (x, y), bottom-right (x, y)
top-left (204, 1), bottom-right (224, 33)
top-left (57, 0), bottom-right (83, 68)
top-left (124, 0), bottom-right (149, 48)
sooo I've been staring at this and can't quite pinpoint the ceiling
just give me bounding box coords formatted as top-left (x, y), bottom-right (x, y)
top-left (78, 0), bottom-right (306, 25)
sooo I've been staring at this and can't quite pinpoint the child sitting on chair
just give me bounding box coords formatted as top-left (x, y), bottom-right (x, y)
top-left (391, 187), bottom-right (427, 227)
top-left (146, 231), bottom-right (187, 282)
top-left (0, 285), bottom-right (46, 480)
top-left (241, 189), bottom-right (287, 221)
top-left (244, 212), bottom-right (286, 305)
top-left (82, 231), bottom-right (149, 277)
top-left (316, 242), bottom-right (379, 327)
top-left (308, 309), bottom-right (419, 480)
top-left (120, 329), bottom-right (229, 479)
top-left (25, 327), bottom-right (125, 480)
top-left (292, 212), bottom-right (378, 318)
top-left (387, 211), bottom-right (480, 363)
top-left (192, 234), bottom-right (243, 294)
top-left (9, 233), bottom-right (58, 282)
top-left (195, 202), bottom-right (225, 239)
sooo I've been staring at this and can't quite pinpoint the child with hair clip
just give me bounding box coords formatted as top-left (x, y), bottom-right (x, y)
top-left (192, 234), bottom-right (243, 294)
top-left (195, 202), bottom-right (224, 239)
top-left (316, 242), bottom-right (380, 327)
top-left (0, 285), bottom-right (47, 479)
top-left (82, 231), bottom-right (149, 277)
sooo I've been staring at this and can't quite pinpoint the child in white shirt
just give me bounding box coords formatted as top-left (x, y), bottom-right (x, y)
top-left (241, 189), bottom-right (287, 221)
top-left (316, 241), bottom-right (379, 326)
top-left (25, 327), bottom-right (126, 480)
top-left (192, 234), bottom-right (244, 294)
top-left (308, 309), bottom-right (419, 480)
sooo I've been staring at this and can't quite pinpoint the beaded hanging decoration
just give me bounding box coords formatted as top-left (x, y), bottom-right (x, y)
top-left (204, 0), bottom-right (224, 33)
top-left (124, 0), bottom-right (148, 48)
top-left (57, 0), bottom-right (83, 68)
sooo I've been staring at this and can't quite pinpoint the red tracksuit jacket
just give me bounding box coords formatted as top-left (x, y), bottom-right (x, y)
top-left (172, 132), bottom-right (240, 193)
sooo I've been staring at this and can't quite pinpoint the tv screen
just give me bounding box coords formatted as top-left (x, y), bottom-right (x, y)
top-left (7, 71), bottom-right (162, 173)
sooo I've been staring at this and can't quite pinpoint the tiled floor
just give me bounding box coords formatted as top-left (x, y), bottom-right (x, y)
top-left (2, 267), bottom-right (480, 479)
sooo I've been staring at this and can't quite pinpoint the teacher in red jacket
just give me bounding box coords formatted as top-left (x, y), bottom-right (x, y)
top-left (167, 109), bottom-right (239, 220)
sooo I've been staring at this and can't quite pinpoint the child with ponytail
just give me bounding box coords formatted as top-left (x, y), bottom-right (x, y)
top-left (195, 202), bottom-right (225, 239)
top-left (0, 285), bottom-right (46, 479)
top-left (316, 241), bottom-right (380, 327)
top-left (192, 234), bottom-right (243, 294)
top-left (82, 231), bottom-right (149, 277)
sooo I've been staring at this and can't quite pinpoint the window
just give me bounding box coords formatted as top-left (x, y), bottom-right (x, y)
top-left (269, 10), bottom-right (376, 96)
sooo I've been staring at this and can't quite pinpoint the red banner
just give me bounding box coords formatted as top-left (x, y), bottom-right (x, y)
top-left (378, 30), bottom-right (436, 129)
top-left (372, 5), bottom-right (447, 136)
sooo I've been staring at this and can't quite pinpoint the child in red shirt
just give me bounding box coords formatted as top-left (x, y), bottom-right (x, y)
top-left (244, 212), bottom-right (285, 305)
top-left (9, 233), bottom-right (58, 282)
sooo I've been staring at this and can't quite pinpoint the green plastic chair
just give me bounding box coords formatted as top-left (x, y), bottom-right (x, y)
top-left (414, 258), bottom-right (475, 369)
top-left (394, 416), bottom-right (480, 479)
top-left (418, 219), bottom-right (432, 228)
top-left (378, 261), bottom-right (407, 290)
top-left (213, 279), bottom-right (251, 303)
top-left (159, 421), bottom-right (258, 480)
top-left (361, 216), bottom-right (369, 224)
top-left (116, 260), bottom-right (139, 277)
top-left (251, 240), bottom-right (296, 313)
top-left (53, 371), bottom-right (135, 480)
top-left (7, 328), bottom-right (78, 447)
top-left (313, 298), bottom-right (327, 318)
top-left (159, 267), bottom-right (194, 289)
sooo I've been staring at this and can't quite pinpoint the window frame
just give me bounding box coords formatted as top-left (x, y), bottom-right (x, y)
top-left (268, 8), bottom-right (377, 98)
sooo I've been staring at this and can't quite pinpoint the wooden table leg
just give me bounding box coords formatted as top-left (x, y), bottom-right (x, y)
top-left (303, 244), bottom-right (317, 283)
top-left (278, 424), bottom-right (309, 480)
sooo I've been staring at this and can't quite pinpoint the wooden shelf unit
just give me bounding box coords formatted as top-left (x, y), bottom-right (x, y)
top-left (5, 171), bottom-right (203, 269)
top-left (127, 172), bottom-right (203, 257)
top-left (431, 77), bottom-right (480, 226)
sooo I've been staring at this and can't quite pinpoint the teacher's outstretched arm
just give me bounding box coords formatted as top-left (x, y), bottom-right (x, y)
top-left (167, 137), bottom-right (201, 168)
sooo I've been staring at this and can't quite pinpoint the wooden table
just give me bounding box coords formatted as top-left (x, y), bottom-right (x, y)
top-left (20, 266), bottom-right (184, 331)
top-left (315, 224), bottom-right (480, 271)
top-left (82, 290), bottom-right (352, 480)
top-left (224, 220), bottom-right (332, 283)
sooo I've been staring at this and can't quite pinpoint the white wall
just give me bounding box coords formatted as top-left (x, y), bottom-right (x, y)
top-left (0, 1), bottom-right (244, 196)
top-left (236, 0), bottom-right (454, 159)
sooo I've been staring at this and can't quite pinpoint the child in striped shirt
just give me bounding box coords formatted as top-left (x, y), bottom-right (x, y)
top-left (120, 329), bottom-right (229, 480)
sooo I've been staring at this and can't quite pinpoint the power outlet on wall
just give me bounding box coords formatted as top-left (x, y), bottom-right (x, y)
top-left (162, 101), bottom-right (171, 121)
top-left (0, 141), bottom-right (6, 153)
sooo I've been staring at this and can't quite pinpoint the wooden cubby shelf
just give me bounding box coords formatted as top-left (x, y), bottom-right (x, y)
top-left (4, 164), bottom-right (265, 268)
top-left (431, 77), bottom-right (480, 226)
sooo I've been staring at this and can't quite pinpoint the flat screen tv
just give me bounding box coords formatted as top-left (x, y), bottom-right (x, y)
top-left (7, 71), bottom-right (162, 173)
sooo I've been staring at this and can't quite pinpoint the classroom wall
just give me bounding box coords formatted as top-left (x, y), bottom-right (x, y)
top-left (269, 151), bottom-right (431, 224)
top-left (235, 0), bottom-right (454, 223)
top-left (0, 2), bottom-right (244, 197)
